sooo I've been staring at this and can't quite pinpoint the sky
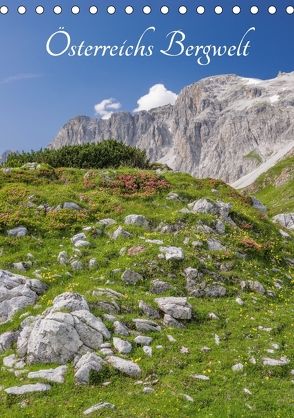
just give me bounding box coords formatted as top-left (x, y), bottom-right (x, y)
top-left (0, 0), bottom-right (293, 154)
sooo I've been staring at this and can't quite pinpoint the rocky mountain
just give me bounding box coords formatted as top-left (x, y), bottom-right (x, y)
top-left (50, 72), bottom-right (294, 183)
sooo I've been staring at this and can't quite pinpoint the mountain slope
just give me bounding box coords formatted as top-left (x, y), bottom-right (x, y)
top-left (0, 165), bottom-right (293, 417)
top-left (50, 72), bottom-right (294, 183)
top-left (245, 152), bottom-right (294, 215)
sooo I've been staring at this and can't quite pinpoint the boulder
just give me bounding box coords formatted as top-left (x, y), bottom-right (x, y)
top-left (112, 226), bottom-right (132, 240)
top-left (75, 353), bottom-right (105, 384)
top-left (83, 403), bottom-right (115, 415)
top-left (155, 297), bottom-right (192, 320)
top-left (251, 197), bottom-right (267, 213)
top-left (150, 280), bottom-right (172, 294)
top-left (159, 246), bottom-right (184, 261)
top-left (0, 331), bottom-right (19, 353)
top-left (0, 270), bottom-right (47, 324)
top-left (187, 199), bottom-right (231, 218)
top-left (133, 319), bottom-right (161, 332)
top-left (262, 357), bottom-right (289, 366)
top-left (139, 300), bottom-right (160, 319)
top-left (113, 337), bottom-right (132, 354)
top-left (106, 356), bottom-right (141, 377)
top-left (28, 365), bottom-right (67, 384)
top-left (121, 269), bottom-right (143, 285)
top-left (207, 239), bottom-right (226, 251)
top-left (272, 213), bottom-right (294, 230)
top-left (5, 383), bottom-right (51, 395)
top-left (124, 214), bottom-right (149, 229)
top-left (134, 336), bottom-right (153, 346)
top-left (62, 202), bottom-right (82, 210)
top-left (240, 280), bottom-right (265, 294)
top-left (7, 226), bottom-right (28, 237)
top-left (16, 293), bottom-right (110, 364)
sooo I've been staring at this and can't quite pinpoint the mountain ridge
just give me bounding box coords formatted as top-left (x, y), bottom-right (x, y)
top-left (50, 72), bottom-right (294, 183)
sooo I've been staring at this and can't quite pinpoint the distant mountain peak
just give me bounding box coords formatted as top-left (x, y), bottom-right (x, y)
top-left (50, 71), bottom-right (294, 183)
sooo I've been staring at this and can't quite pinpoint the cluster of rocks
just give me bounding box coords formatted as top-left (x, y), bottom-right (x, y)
top-left (0, 270), bottom-right (47, 324)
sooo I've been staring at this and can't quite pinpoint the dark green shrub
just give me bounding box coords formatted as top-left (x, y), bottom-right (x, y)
top-left (5, 140), bottom-right (149, 170)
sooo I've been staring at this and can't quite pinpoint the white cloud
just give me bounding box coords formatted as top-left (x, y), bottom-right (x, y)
top-left (0, 73), bottom-right (42, 85)
top-left (94, 98), bottom-right (121, 120)
top-left (134, 84), bottom-right (177, 112)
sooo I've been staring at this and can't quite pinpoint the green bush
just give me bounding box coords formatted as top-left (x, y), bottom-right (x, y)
top-left (5, 140), bottom-right (149, 170)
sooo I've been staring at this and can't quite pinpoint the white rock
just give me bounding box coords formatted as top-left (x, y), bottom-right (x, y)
top-left (191, 374), bottom-right (210, 381)
top-left (75, 353), bottom-right (105, 384)
top-left (142, 346), bottom-right (152, 357)
top-left (262, 357), bottom-right (290, 366)
top-left (106, 356), bottom-right (141, 377)
top-left (28, 365), bottom-right (67, 383)
top-left (134, 336), bottom-right (153, 346)
top-left (159, 246), bottom-right (184, 261)
top-left (124, 214), bottom-right (149, 229)
top-left (155, 297), bottom-right (192, 320)
top-left (236, 297), bottom-right (244, 306)
top-left (7, 227), bottom-right (28, 237)
top-left (113, 337), bottom-right (132, 354)
top-left (232, 363), bottom-right (244, 372)
top-left (5, 383), bottom-right (51, 395)
top-left (83, 402), bottom-right (115, 415)
top-left (0, 270), bottom-right (47, 324)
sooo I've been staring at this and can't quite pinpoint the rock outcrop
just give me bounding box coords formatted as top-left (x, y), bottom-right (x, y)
top-left (50, 72), bottom-right (294, 183)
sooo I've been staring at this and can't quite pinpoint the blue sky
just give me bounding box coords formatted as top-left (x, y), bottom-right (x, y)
top-left (0, 0), bottom-right (293, 153)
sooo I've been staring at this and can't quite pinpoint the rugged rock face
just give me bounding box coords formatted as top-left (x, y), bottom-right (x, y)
top-left (50, 72), bottom-right (294, 182)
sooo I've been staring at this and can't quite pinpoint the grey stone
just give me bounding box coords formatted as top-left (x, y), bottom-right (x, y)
top-left (232, 363), bottom-right (244, 372)
top-left (0, 270), bottom-right (47, 324)
top-left (5, 383), bottom-right (51, 395)
top-left (204, 284), bottom-right (227, 298)
top-left (106, 356), bottom-right (141, 377)
top-left (133, 319), bottom-right (161, 332)
top-left (159, 246), bottom-right (184, 261)
top-left (150, 280), bottom-right (172, 294)
top-left (163, 314), bottom-right (184, 328)
top-left (51, 292), bottom-right (89, 313)
top-left (83, 402), bottom-right (115, 415)
top-left (272, 213), bottom-right (294, 230)
top-left (0, 331), bottom-right (19, 353)
top-left (121, 269), bottom-right (143, 285)
top-left (113, 321), bottom-right (130, 336)
top-left (142, 346), bottom-right (152, 357)
top-left (207, 239), bottom-right (226, 251)
top-left (251, 197), bottom-right (267, 213)
top-left (112, 226), bottom-right (132, 240)
top-left (7, 227), bottom-right (28, 237)
top-left (113, 337), bottom-right (132, 354)
top-left (89, 258), bottom-right (97, 269)
top-left (134, 336), bottom-right (153, 346)
top-left (75, 352), bottom-right (104, 384)
top-left (240, 280), bottom-right (265, 294)
top-left (71, 260), bottom-right (83, 271)
top-left (57, 251), bottom-right (68, 265)
top-left (124, 214), bottom-right (149, 229)
top-left (155, 297), bottom-right (192, 319)
top-left (63, 202), bottom-right (81, 210)
top-left (28, 365), bottom-right (67, 384)
top-left (139, 300), bottom-right (160, 319)
top-left (262, 357), bottom-right (290, 366)
top-left (191, 374), bottom-right (210, 381)
top-left (98, 218), bottom-right (116, 227)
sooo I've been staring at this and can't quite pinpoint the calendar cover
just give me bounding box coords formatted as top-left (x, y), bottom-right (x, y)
top-left (0, 2), bottom-right (293, 417)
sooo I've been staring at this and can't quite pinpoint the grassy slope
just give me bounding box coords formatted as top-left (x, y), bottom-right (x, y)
top-left (246, 155), bottom-right (294, 215)
top-left (0, 166), bottom-right (293, 418)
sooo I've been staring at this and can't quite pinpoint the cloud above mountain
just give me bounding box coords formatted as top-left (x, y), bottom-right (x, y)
top-left (134, 84), bottom-right (178, 112)
top-left (94, 98), bottom-right (122, 119)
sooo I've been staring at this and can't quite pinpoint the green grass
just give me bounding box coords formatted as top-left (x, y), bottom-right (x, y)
top-left (0, 166), bottom-right (293, 418)
top-left (246, 155), bottom-right (294, 215)
top-left (243, 151), bottom-right (262, 165)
